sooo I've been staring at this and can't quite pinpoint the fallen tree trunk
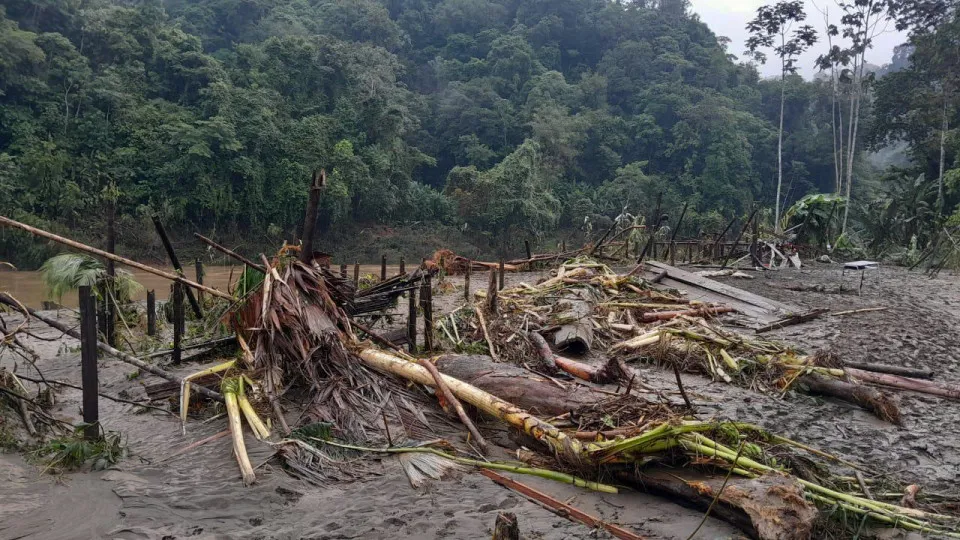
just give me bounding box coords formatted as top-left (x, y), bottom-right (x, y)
top-left (0, 294), bottom-right (223, 402)
top-left (432, 354), bottom-right (602, 416)
top-left (553, 287), bottom-right (598, 354)
top-left (358, 348), bottom-right (583, 460)
top-left (845, 368), bottom-right (960, 400)
top-left (842, 363), bottom-right (934, 380)
top-left (801, 374), bottom-right (901, 425)
top-left (630, 469), bottom-right (816, 540)
top-left (360, 348), bottom-right (818, 540)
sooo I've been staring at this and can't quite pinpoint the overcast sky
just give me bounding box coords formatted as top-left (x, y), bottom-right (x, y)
top-left (687, 0), bottom-right (909, 79)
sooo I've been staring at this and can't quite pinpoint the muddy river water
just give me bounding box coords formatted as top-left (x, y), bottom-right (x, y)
top-left (0, 264), bottom-right (399, 309)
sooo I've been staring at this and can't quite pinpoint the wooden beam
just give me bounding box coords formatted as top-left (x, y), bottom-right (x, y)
top-left (0, 215), bottom-right (230, 300)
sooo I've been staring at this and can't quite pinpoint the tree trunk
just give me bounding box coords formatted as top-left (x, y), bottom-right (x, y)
top-left (938, 94), bottom-right (948, 216)
top-left (776, 53), bottom-right (786, 231)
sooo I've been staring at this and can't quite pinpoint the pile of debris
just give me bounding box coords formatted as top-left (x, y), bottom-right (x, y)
top-left (3, 213), bottom-right (960, 540)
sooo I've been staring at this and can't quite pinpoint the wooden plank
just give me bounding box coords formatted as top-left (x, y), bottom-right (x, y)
top-left (645, 261), bottom-right (799, 315)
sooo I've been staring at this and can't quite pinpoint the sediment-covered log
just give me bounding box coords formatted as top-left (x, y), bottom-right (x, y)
top-left (553, 287), bottom-right (598, 354)
top-left (433, 354), bottom-right (601, 416)
top-left (846, 368), bottom-right (960, 400)
top-left (801, 374), bottom-right (901, 424)
top-left (631, 469), bottom-right (816, 540)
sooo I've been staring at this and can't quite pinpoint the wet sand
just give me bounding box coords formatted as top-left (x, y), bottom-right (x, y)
top-left (2, 261), bottom-right (958, 538)
top-left (0, 298), bottom-right (735, 539)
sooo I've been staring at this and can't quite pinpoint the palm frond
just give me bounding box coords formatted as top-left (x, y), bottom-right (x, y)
top-left (40, 253), bottom-right (143, 301)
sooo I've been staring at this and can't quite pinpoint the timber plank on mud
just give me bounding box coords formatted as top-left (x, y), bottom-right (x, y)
top-left (641, 261), bottom-right (801, 324)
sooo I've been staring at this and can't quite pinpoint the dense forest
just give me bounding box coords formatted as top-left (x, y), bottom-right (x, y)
top-left (0, 0), bottom-right (957, 266)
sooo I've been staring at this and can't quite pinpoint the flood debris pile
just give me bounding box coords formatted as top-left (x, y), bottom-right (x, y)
top-left (453, 259), bottom-right (902, 423)
top-left (2, 213), bottom-right (960, 539)
top-left (204, 253), bottom-right (957, 539)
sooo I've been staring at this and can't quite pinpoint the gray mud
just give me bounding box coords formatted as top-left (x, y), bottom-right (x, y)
top-left (0, 303), bottom-right (735, 539)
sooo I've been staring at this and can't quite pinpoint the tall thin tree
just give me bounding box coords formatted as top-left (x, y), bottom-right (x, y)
top-left (747, 2), bottom-right (818, 232)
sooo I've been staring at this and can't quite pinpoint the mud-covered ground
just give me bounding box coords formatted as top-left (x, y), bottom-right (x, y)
top-left (1, 261), bottom-right (958, 539)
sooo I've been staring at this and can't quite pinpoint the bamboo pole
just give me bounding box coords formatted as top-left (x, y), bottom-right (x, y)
top-left (0, 216), bottom-right (230, 299)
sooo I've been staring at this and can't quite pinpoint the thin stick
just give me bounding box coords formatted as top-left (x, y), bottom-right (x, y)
top-left (855, 470), bottom-right (875, 500)
top-left (481, 469), bottom-right (646, 540)
top-left (417, 358), bottom-right (489, 454)
top-left (160, 430), bottom-right (230, 463)
top-left (672, 362), bottom-right (693, 409)
top-left (685, 443), bottom-right (745, 540)
top-left (475, 307), bottom-right (499, 362)
top-left (832, 307), bottom-right (888, 316)
top-left (0, 216), bottom-right (230, 299)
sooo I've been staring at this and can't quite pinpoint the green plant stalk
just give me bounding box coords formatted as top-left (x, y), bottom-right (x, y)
top-left (311, 438), bottom-right (618, 493)
top-left (681, 439), bottom-right (953, 530)
top-left (237, 380), bottom-right (270, 440)
top-left (805, 492), bottom-right (960, 538)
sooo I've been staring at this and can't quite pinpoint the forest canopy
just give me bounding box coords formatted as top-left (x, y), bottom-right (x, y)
top-left (0, 0), bottom-right (958, 264)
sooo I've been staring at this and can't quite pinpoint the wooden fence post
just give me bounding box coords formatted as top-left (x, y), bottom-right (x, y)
top-left (171, 283), bottom-right (184, 364)
top-left (407, 284), bottom-right (418, 354)
top-left (152, 216), bottom-right (203, 318)
top-left (399, 256), bottom-right (405, 276)
top-left (146, 290), bottom-right (156, 337)
top-left (195, 258), bottom-right (204, 304)
top-left (498, 259), bottom-right (505, 290)
top-left (464, 259), bottom-right (471, 302)
top-left (381, 254), bottom-right (387, 281)
top-left (487, 269), bottom-right (498, 313)
top-left (421, 275), bottom-right (433, 351)
top-left (78, 285), bottom-right (99, 440)
top-left (354, 262), bottom-right (360, 284)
